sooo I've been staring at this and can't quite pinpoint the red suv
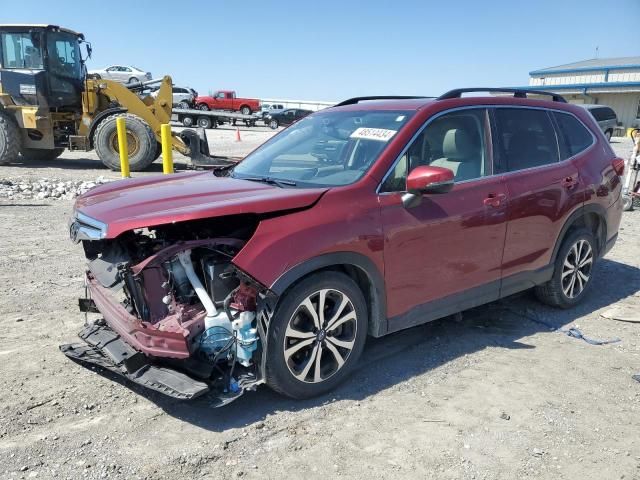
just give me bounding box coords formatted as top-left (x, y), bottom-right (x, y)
top-left (64, 88), bottom-right (625, 403)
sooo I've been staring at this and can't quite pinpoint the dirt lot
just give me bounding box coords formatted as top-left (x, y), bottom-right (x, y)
top-left (0, 131), bottom-right (638, 480)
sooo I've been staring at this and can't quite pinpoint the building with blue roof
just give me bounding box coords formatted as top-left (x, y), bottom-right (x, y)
top-left (526, 56), bottom-right (640, 129)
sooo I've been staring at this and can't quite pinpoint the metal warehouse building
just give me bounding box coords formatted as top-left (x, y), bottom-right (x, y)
top-left (524, 56), bottom-right (640, 129)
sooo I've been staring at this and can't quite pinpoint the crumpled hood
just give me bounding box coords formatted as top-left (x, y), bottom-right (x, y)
top-left (74, 172), bottom-right (327, 238)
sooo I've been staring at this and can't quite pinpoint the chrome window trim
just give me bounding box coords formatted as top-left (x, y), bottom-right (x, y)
top-left (377, 104), bottom-right (597, 195)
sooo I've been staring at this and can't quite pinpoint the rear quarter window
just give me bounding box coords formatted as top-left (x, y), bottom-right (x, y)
top-left (553, 112), bottom-right (594, 158)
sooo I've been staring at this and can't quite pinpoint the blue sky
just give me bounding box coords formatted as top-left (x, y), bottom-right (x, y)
top-left (5, 0), bottom-right (639, 101)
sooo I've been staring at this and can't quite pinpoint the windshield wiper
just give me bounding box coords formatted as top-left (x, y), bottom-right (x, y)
top-left (237, 176), bottom-right (297, 188)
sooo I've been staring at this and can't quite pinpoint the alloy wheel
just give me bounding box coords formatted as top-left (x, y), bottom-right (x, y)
top-left (561, 239), bottom-right (593, 298)
top-left (283, 288), bottom-right (358, 384)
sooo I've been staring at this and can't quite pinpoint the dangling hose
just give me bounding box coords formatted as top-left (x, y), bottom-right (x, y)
top-left (224, 287), bottom-right (241, 322)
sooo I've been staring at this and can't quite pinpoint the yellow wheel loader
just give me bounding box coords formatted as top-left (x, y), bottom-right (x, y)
top-left (0, 24), bottom-right (224, 171)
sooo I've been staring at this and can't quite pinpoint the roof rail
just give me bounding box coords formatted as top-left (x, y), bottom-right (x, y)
top-left (437, 88), bottom-right (567, 103)
top-left (335, 95), bottom-right (429, 107)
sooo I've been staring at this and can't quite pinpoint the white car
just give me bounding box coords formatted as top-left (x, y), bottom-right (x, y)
top-left (260, 103), bottom-right (284, 118)
top-left (88, 65), bottom-right (152, 84)
top-left (150, 86), bottom-right (198, 109)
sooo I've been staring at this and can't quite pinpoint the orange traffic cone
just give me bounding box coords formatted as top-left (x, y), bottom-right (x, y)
top-left (236, 127), bottom-right (241, 142)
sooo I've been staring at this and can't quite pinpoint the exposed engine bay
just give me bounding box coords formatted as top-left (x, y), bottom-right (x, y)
top-left (61, 219), bottom-right (271, 405)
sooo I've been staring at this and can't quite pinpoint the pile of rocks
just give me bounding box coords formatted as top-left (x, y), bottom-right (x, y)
top-left (0, 176), bottom-right (112, 200)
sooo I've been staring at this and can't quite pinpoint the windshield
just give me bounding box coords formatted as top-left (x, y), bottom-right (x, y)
top-left (232, 109), bottom-right (414, 187)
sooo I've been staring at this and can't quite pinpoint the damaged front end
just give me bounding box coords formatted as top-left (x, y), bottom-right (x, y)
top-left (62, 216), bottom-right (271, 405)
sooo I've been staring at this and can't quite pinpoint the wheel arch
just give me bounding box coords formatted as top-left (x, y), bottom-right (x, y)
top-left (270, 252), bottom-right (387, 337)
top-left (551, 204), bottom-right (607, 263)
top-left (88, 107), bottom-right (127, 147)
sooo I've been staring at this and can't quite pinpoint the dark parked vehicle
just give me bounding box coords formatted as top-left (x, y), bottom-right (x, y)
top-left (581, 104), bottom-right (618, 141)
top-left (65, 88), bottom-right (624, 404)
top-left (265, 108), bottom-right (313, 129)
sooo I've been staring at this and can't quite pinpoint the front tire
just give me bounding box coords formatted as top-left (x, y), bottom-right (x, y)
top-left (21, 147), bottom-right (65, 161)
top-left (605, 129), bottom-right (613, 141)
top-left (535, 228), bottom-right (596, 308)
top-left (0, 111), bottom-right (22, 165)
top-left (197, 104), bottom-right (209, 111)
top-left (269, 119), bottom-right (279, 130)
top-left (128, 77), bottom-right (140, 85)
top-left (266, 272), bottom-right (367, 399)
top-left (93, 113), bottom-right (157, 171)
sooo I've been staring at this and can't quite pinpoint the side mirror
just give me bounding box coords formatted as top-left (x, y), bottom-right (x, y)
top-left (402, 166), bottom-right (454, 208)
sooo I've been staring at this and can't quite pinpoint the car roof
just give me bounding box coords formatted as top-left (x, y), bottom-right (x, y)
top-left (330, 96), bottom-right (580, 112)
top-left (326, 90), bottom-right (587, 116)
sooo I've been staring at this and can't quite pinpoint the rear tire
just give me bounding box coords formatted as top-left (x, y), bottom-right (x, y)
top-left (535, 228), bottom-right (597, 308)
top-left (622, 194), bottom-right (634, 211)
top-left (240, 106), bottom-right (251, 115)
top-left (0, 111), bottom-right (22, 165)
top-left (265, 271), bottom-right (368, 399)
top-left (21, 147), bottom-right (65, 161)
top-left (128, 77), bottom-right (140, 85)
top-left (182, 116), bottom-right (194, 127)
top-left (197, 116), bottom-right (212, 129)
top-left (269, 119), bottom-right (279, 130)
top-left (178, 100), bottom-right (190, 110)
top-left (605, 129), bottom-right (613, 141)
top-left (93, 113), bottom-right (157, 171)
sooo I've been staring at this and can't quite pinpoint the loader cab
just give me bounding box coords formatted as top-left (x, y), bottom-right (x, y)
top-left (0, 24), bottom-right (86, 109)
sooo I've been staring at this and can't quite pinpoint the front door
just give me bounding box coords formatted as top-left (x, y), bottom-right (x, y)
top-left (379, 108), bottom-right (508, 332)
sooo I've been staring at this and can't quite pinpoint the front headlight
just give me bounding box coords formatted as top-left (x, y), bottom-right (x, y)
top-left (69, 211), bottom-right (108, 243)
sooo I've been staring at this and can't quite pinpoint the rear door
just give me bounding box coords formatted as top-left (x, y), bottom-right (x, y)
top-left (494, 107), bottom-right (583, 294)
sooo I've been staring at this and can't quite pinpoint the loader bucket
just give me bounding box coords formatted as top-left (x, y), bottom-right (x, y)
top-left (179, 128), bottom-right (238, 169)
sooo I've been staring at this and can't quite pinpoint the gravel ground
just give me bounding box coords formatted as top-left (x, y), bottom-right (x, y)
top-left (0, 132), bottom-right (638, 480)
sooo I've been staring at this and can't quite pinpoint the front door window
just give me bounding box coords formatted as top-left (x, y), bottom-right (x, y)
top-left (381, 108), bottom-right (489, 192)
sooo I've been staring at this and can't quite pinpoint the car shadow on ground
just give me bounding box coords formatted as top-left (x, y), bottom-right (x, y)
top-left (90, 258), bottom-right (640, 431)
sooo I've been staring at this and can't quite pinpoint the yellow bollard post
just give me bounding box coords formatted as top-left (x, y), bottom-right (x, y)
top-left (161, 124), bottom-right (174, 174)
top-left (116, 117), bottom-right (130, 178)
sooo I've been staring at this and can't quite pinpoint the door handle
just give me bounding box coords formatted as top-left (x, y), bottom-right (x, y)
top-left (483, 193), bottom-right (506, 207)
top-left (561, 176), bottom-right (577, 189)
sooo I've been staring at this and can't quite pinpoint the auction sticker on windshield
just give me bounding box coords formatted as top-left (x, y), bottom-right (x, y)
top-left (350, 127), bottom-right (397, 142)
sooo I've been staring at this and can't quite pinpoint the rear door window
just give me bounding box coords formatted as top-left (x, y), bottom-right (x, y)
top-left (553, 112), bottom-right (594, 158)
top-left (494, 108), bottom-right (559, 172)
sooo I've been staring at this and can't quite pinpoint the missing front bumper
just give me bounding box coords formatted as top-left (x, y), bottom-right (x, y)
top-left (60, 322), bottom-right (210, 400)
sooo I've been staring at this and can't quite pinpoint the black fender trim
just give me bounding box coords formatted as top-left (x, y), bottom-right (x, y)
top-left (88, 107), bottom-right (127, 147)
top-left (270, 252), bottom-right (387, 337)
top-left (551, 203), bottom-right (608, 263)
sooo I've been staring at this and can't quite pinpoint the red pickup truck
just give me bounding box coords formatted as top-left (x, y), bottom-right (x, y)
top-left (195, 90), bottom-right (260, 115)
